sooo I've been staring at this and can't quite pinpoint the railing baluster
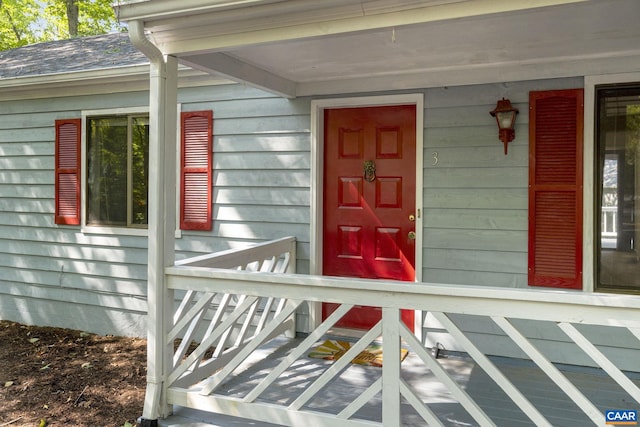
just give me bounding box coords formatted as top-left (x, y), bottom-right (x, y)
top-left (398, 379), bottom-right (445, 427)
top-left (400, 320), bottom-right (497, 427)
top-left (213, 295), bottom-right (247, 358)
top-left (233, 297), bottom-right (261, 347)
top-left (198, 299), bottom-right (303, 396)
top-left (167, 296), bottom-right (259, 386)
top-left (431, 313), bottom-right (551, 426)
top-left (173, 293), bottom-right (213, 367)
top-left (254, 296), bottom-right (275, 335)
top-left (492, 316), bottom-right (602, 425)
top-left (260, 255), bottom-right (276, 272)
top-left (173, 289), bottom-right (196, 325)
top-left (289, 322), bottom-right (383, 411)
top-left (559, 322), bottom-right (640, 405)
top-left (338, 377), bottom-right (382, 420)
top-left (244, 302), bottom-right (354, 403)
top-left (168, 292), bottom-right (215, 342)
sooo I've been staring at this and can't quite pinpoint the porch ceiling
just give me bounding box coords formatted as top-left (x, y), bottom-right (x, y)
top-left (117, 0), bottom-right (640, 98)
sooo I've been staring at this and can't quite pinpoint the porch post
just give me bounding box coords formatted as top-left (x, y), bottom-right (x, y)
top-left (129, 21), bottom-right (178, 421)
top-left (144, 53), bottom-right (178, 421)
top-left (382, 307), bottom-right (401, 427)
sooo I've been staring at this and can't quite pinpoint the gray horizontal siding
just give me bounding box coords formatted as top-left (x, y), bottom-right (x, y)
top-left (177, 86), bottom-right (312, 270)
top-left (2, 77), bottom-right (590, 338)
top-left (421, 77), bottom-right (582, 288)
top-left (0, 90), bottom-right (159, 336)
top-left (1, 82), bottom-right (313, 336)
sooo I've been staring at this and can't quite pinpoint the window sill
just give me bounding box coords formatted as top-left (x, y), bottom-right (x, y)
top-left (82, 225), bottom-right (148, 236)
top-left (82, 225), bottom-right (183, 239)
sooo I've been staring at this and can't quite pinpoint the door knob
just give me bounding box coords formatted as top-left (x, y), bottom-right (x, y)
top-left (408, 231), bottom-right (416, 240)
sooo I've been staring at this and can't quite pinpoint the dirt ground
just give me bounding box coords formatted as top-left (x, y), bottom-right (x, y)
top-left (0, 320), bottom-right (146, 427)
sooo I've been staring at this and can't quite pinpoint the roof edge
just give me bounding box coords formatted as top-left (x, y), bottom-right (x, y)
top-left (0, 64), bottom-right (231, 101)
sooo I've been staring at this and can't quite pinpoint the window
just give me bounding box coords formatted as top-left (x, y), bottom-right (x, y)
top-left (54, 110), bottom-right (213, 232)
top-left (596, 85), bottom-right (640, 293)
top-left (86, 115), bottom-right (150, 228)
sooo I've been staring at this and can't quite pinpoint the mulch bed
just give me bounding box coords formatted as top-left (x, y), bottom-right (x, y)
top-left (0, 320), bottom-right (146, 426)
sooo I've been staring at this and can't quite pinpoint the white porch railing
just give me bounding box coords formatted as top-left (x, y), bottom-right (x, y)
top-left (160, 237), bottom-right (640, 427)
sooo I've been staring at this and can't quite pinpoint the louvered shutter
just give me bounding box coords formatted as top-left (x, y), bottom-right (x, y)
top-left (180, 111), bottom-right (213, 230)
top-left (528, 89), bottom-right (583, 289)
top-left (55, 119), bottom-right (81, 225)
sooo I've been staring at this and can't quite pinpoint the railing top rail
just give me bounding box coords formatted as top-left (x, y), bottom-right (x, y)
top-left (176, 236), bottom-right (296, 268)
top-left (165, 266), bottom-right (640, 328)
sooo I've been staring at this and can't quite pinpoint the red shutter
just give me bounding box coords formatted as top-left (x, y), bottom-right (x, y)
top-left (55, 119), bottom-right (81, 225)
top-left (528, 89), bottom-right (583, 289)
top-left (180, 111), bottom-right (213, 231)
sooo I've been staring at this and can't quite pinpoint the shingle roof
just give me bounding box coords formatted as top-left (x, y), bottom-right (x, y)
top-left (0, 32), bottom-right (148, 79)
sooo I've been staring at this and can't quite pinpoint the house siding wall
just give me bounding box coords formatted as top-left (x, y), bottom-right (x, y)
top-left (418, 78), bottom-right (639, 370)
top-left (176, 85), bottom-right (312, 273)
top-left (0, 91), bottom-right (151, 335)
top-left (1, 77), bottom-right (586, 338)
top-left (421, 77), bottom-right (583, 287)
top-left (0, 84), bottom-right (313, 337)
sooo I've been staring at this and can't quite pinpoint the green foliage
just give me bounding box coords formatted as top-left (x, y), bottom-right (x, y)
top-left (42, 0), bottom-right (125, 40)
top-left (0, 0), bottom-right (125, 51)
top-left (0, 0), bottom-right (40, 50)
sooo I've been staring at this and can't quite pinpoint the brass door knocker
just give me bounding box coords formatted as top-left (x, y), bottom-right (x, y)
top-left (363, 160), bottom-right (376, 182)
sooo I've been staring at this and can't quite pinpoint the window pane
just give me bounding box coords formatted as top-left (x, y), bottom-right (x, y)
top-left (87, 117), bottom-right (128, 226)
top-left (596, 86), bottom-right (640, 292)
top-left (131, 117), bottom-right (149, 225)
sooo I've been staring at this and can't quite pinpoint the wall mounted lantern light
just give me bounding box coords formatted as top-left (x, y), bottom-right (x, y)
top-left (490, 98), bottom-right (519, 155)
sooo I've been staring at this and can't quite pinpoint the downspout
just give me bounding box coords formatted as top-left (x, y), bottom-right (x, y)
top-left (128, 20), bottom-right (164, 64)
top-left (128, 20), bottom-right (178, 425)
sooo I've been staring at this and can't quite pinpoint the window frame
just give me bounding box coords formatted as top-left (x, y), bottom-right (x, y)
top-left (81, 107), bottom-right (150, 236)
top-left (584, 72), bottom-right (640, 294)
top-left (594, 83), bottom-right (640, 295)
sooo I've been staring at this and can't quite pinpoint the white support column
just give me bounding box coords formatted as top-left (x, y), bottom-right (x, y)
top-left (129, 19), bottom-right (179, 420)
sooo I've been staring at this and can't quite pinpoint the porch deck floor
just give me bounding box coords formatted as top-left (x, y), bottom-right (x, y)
top-left (159, 335), bottom-right (640, 427)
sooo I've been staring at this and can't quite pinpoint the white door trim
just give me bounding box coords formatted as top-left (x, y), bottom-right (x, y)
top-left (309, 93), bottom-right (424, 331)
top-left (583, 72), bottom-right (640, 293)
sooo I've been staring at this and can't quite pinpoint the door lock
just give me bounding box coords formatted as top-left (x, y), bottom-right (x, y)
top-left (409, 214), bottom-right (415, 222)
top-left (408, 231), bottom-right (416, 240)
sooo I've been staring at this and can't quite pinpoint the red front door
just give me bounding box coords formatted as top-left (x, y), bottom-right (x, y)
top-left (322, 105), bottom-right (416, 330)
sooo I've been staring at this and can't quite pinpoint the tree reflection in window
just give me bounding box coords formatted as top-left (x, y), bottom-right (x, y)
top-left (87, 115), bottom-right (149, 228)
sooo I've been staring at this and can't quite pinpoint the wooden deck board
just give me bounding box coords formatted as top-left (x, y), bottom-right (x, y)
top-left (161, 336), bottom-right (640, 427)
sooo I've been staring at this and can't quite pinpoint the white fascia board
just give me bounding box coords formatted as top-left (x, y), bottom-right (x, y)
top-left (117, 0), bottom-right (586, 23)
top-left (119, 0), bottom-right (587, 55)
top-left (179, 52), bottom-right (297, 98)
top-left (116, 0), bottom-right (279, 22)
